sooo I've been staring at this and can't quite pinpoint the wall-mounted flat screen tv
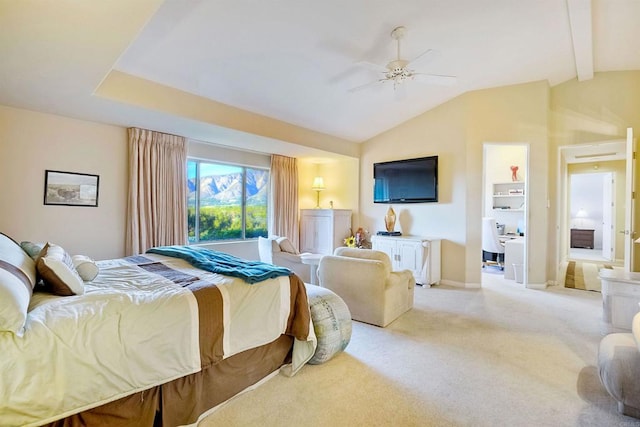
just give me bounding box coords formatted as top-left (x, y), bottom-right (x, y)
top-left (373, 156), bottom-right (438, 203)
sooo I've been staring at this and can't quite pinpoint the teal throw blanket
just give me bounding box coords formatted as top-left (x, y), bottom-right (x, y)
top-left (146, 245), bottom-right (292, 284)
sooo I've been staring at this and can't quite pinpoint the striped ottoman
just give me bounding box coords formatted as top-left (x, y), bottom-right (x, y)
top-left (305, 284), bottom-right (352, 364)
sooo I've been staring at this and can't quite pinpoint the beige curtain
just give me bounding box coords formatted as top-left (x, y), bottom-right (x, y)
top-left (270, 155), bottom-right (299, 249)
top-left (126, 128), bottom-right (187, 255)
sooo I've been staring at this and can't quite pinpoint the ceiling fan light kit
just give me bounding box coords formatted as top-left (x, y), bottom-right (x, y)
top-left (349, 25), bottom-right (457, 93)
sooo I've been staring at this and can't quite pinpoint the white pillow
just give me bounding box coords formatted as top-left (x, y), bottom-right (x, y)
top-left (276, 237), bottom-right (298, 254)
top-left (71, 255), bottom-right (99, 282)
top-left (37, 243), bottom-right (84, 296)
top-left (0, 233), bottom-right (36, 335)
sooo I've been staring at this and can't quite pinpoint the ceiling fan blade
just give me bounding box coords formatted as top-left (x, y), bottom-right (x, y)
top-left (407, 49), bottom-right (438, 67)
top-left (348, 78), bottom-right (387, 93)
top-left (412, 73), bottom-right (458, 86)
top-left (355, 60), bottom-right (387, 73)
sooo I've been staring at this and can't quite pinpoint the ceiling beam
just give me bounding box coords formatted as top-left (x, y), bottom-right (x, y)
top-left (567, 0), bottom-right (594, 81)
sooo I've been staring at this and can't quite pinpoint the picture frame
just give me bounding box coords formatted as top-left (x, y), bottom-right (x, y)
top-left (44, 170), bottom-right (99, 207)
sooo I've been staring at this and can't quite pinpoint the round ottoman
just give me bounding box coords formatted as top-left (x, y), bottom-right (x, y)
top-left (305, 284), bottom-right (352, 364)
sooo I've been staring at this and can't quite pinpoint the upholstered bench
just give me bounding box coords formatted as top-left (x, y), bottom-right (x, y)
top-left (305, 284), bottom-right (352, 364)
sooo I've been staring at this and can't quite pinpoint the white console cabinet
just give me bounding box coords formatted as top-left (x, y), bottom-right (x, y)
top-left (299, 209), bottom-right (352, 255)
top-left (371, 235), bottom-right (441, 287)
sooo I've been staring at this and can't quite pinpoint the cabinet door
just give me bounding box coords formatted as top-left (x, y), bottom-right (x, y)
top-left (300, 217), bottom-right (317, 253)
top-left (372, 238), bottom-right (396, 266)
top-left (314, 216), bottom-right (333, 255)
top-left (397, 240), bottom-right (423, 278)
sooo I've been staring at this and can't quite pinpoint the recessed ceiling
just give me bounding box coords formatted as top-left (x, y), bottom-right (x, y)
top-left (1, 0), bottom-right (640, 151)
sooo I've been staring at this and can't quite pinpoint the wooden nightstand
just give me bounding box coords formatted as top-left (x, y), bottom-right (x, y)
top-left (570, 229), bottom-right (594, 249)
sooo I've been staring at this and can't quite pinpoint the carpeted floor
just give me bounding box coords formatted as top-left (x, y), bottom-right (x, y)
top-left (559, 261), bottom-right (615, 292)
top-left (197, 274), bottom-right (640, 427)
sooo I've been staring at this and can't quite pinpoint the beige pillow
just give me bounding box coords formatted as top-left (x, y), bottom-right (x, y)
top-left (276, 237), bottom-right (298, 254)
top-left (71, 255), bottom-right (99, 282)
top-left (37, 243), bottom-right (84, 296)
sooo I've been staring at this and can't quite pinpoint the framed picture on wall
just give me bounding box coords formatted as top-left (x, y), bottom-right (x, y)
top-left (44, 170), bottom-right (99, 207)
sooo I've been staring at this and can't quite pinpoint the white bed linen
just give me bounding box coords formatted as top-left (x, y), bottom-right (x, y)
top-left (0, 257), bottom-right (201, 426)
top-left (0, 254), bottom-right (315, 427)
top-left (149, 254), bottom-right (317, 375)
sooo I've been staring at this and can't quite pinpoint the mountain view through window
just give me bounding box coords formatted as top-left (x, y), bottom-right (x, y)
top-left (187, 160), bottom-right (269, 242)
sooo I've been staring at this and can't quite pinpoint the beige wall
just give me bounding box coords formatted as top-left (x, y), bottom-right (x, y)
top-left (4, 71), bottom-right (640, 281)
top-left (361, 95), bottom-right (468, 284)
top-left (550, 71), bottom-right (640, 272)
top-left (0, 105), bottom-right (128, 259)
top-left (0, 105), bottom-right (357, 261)
top-left (361, 81), bottom-right (549, 287)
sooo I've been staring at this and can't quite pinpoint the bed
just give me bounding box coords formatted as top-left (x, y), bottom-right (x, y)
top-left (0, 232), bottom-right (319, 427)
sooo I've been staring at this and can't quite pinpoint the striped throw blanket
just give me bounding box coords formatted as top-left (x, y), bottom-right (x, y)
top-left (147, 245), bottom-right (292, 284)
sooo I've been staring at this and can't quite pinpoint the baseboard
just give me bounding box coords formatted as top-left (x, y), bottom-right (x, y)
top-left (526, 282), bottom-right (548, 290)
top-left (439, 279), bottom-right (480, 288)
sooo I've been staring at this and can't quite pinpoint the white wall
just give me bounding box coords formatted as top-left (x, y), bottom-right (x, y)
top-left (570, 173), bottom-right (604, 248)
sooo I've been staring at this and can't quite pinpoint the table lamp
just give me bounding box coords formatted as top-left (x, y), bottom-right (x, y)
top-left (312, 176), bottom-right (325, 208)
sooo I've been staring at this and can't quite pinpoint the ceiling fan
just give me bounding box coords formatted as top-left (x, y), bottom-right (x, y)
top-left (349, 26), bottom-right (457, 93)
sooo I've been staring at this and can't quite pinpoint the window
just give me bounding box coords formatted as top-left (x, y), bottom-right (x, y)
top-left (187, 160), bottom-right (269, 243)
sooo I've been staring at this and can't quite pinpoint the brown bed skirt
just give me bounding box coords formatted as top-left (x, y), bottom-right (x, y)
top-left (44, 334), bottom-right (294, 427)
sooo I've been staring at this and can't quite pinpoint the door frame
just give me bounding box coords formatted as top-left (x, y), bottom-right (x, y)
top-left (556, 135), bottom-right (631, 277)
top-left (481, 142), bottom-right (529, 286)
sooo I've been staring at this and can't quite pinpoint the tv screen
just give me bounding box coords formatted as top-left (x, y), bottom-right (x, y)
top-left (373, 156), bottom-right (438, 203)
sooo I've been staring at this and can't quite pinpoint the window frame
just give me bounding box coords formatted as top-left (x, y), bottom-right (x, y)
top-left (187, 158), bottom-right (269, 243)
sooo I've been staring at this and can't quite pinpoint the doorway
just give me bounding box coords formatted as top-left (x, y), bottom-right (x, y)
top-left (558, 140), bottom-right (628, 280)
top-left (481, 143), bottom-right (529, 286)
top-left (568, 171), bottom-right (618, 263)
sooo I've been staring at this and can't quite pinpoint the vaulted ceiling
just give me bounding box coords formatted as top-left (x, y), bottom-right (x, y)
top-left (1, 0), bottom-right (639, 156)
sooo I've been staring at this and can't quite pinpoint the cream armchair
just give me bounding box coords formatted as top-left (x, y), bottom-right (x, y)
top-left (317, 247), bottom-right (415, 327)
top-left (258, 236), bottom-right (311, 283)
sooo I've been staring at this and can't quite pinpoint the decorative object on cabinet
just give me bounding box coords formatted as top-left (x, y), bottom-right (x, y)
top-left (510, 165), bottom-right (519, 181)
top-left (384, 206), bottom-right (396, 232)
top-left (311, 176), bottom-right (325, 209)
top-left (371, 235), bottom-right (441, 287)
top-left (300, 209), bottom-right (352, 255)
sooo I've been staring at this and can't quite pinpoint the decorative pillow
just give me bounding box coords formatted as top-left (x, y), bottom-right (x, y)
top-left (71, 255), bottom-right (99, 282)
top-left (20, 241), bottom-right (45, 261)
top-left (37, 243), bottom-right (84, 296)
top-left (276, 237), bottom-right (298, 254)
top-left (0, 232), bottom-right (36, 335)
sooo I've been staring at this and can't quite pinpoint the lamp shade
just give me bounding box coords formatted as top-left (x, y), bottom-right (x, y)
top-left (311, 176), bottom-right (325, 190)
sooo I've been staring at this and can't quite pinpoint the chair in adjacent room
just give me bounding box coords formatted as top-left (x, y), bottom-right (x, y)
top-left (317, 247), bottom-right (414, 327)
top-left (482, 217), bottom-right (505, 270)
